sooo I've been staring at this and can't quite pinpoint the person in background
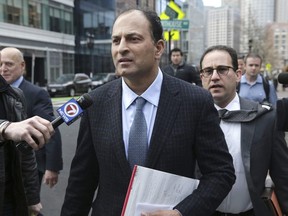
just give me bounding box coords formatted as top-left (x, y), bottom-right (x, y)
top-left (200, 45), bottom-right (288, 216)
top-left (238, 53), bottom-right (277, 105)
top-left (0, 73), bottom-right (54, 215)
top-left (162, 47), bottom-right (202, 86)
top-left (61, 9), bottom-right (235, 216)
top-left (0, 47), bottom-right (63, 215)
top-left (237, 55), bottom-right (245, 74)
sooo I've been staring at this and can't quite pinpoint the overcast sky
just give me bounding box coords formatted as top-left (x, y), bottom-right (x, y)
top-left (202, 0), bottom-right (222, 7)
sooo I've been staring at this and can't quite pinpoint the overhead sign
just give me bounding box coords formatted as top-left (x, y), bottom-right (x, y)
top-left (161, 19), bottom-right (189, 30)
top-left (160, 1), bottom-right (185, 20)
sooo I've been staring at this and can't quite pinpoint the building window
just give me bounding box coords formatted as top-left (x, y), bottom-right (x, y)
top-left (5, 5), bottom-right (21, 24)
top-left (50, 7), bottom-right (61, 32)
top-left (64, 11), bottom-right (73, 34)
top-left (29, 2), bottom-right (41, 28)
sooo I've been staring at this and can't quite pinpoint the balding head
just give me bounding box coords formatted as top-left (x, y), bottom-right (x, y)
top-left (0, 47), bottom-right (25, 84)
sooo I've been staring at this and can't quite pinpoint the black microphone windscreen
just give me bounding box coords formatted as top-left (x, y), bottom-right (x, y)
top-left (77, 93), bottom-right (93, 109)
top-left (278, 73), bottom-right (288, 84)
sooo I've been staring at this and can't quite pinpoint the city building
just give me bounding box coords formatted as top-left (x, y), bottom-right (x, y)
top-left (0, 0), bottom-right (75, 86)
top-left (275, 0), bottom-right (288, 23)
top-left (239, 0), bottom-right (275, 54)
top-left (205, 6), bottom-right (241, 53)
top-left (267, 23), bottom-right (288, 68)
top-left (182, 0), bottom-right (205, 66)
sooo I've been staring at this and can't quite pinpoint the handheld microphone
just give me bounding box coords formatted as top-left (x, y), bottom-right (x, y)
top-left (16, 93), bottom-right (93, 154)
top-left (278, 72), bottom-right (288, 84)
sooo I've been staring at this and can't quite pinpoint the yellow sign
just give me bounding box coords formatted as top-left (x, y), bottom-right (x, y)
top-left (160, 1), bottom-right (185, 41)
top-left (164, 30), bottom-right (180, 41)
top-left (160, 1), bottom-right (185, 20)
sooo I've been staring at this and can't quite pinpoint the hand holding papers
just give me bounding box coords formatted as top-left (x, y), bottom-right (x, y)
top-left (121, 166), bottom-right (200, 216)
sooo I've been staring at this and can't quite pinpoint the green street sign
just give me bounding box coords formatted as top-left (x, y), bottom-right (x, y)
top-left (161, 19), bottom-right (189, 30)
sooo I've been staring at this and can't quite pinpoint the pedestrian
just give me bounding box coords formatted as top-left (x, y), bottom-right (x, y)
top-left (237, 55), bottom-right (245, 74)
top-left (0, 73), bottom-right (54, 215)
top-left (238, 53), bottom-right (277, 105)
top-left (0, 48), bottom-right (63, 197)
top-left (200, 45), bottom-right (288, 215)
top-left (61, 9), bottom-right (235, 216)
top-left (162, 47), bottom-right (202, 86)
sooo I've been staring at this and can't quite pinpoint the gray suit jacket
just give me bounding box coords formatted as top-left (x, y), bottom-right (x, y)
top-left (61, 73), bottom-right (235, 216)
top-left (239, 98), bottom-right (288, 215)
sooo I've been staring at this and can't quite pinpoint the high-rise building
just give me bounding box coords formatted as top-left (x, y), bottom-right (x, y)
top-left (240, 0), bottom-right (275, 53)
top-left (275, 0), bottom-right (288, 23)
top-left (267, 23), bottom-right (288, 68)
top-left (182, 0), bottom-right (205, 65)
top-left (205, 6), bottom-right (241, 52)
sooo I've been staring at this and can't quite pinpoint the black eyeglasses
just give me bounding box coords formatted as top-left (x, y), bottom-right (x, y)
top-left (200, 65), bottom-right (234, 78)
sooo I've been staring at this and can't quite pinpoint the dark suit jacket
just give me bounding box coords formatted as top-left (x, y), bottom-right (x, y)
top-left (239, 98), bottom-right (288, 215)
top-left (162, 63), bottom-right (202, 86)
top-left (19, 79), bottom-right (63, 174)
top-left (61, 73), bottom-right (235, 216)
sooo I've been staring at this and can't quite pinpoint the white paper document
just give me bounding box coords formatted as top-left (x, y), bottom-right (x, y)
top-left (121, 166), bottom-right (200, 216)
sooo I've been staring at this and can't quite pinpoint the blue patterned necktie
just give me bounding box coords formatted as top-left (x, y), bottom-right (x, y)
top-left (128, 97), bottom-right (148, 169)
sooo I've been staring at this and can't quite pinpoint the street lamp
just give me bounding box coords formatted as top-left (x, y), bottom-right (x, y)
top-left (86, 32), bottom-right (95, 75)
top-left (248, 39), bottom-right (253, 53)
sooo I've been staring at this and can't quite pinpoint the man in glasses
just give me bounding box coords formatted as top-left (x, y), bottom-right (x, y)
top-left (200, 45), bottom-right (288, 216)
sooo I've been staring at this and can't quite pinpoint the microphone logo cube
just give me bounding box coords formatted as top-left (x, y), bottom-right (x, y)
top-left (57, 98), bottom-right (84, 125)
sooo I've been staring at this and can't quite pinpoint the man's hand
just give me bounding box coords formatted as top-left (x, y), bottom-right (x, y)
top-left (28, 203), bottom-right (42, 216)
top-left (141, 210), bottom-right (182, 216)
top-left (43, 170), bottom-right (59, 188)
top-left (3, 116), bottom-right (54, 150)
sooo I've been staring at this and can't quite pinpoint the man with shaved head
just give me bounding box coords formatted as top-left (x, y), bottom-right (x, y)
top-left (0, 47), bottom-right (63, 215)
top-left (0, 52), bottom-right (54, 215)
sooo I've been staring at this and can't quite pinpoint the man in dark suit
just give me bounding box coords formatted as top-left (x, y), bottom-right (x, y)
top-left (61, 9), bottom-right (235, 216)
top-left (200, 45), bottom-right (288, 215)
top-left (162, 47), bottom-right (202, 86)
top-left (0, 48), bottom-right (63, 191)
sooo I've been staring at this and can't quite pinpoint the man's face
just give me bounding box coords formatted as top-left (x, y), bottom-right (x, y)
top-left (170, 51), bottom-right (182, 65)
top-left (0, 49), bottom-right (24, 84)
top-left (244, 57), bottom-right (261, 78)
top-left (200, 50), bottom-right (242, 108)
top-left (238, 59), bottom-right (245, 71)
top-left (111, 10), bottom-right (163, 80)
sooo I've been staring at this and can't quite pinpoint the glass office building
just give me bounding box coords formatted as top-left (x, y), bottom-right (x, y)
top-left (0, 0), bottom-right (74, 85)
top-left (74, 0), bottom-right (115, 75)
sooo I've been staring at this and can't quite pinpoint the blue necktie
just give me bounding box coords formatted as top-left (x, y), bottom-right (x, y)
top-left (128, 97), bottom-right (148, 169)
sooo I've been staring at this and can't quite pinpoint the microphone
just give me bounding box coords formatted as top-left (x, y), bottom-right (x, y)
top-left (278, 72), bottom-right (288, 84)
top-left (16, 93), bottom-right (93, 154)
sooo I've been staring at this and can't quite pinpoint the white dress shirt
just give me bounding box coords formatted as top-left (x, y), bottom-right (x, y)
top-left (122, 69), bottom-right (163, 158)
top-left (216, 94), bottom-right (253, 213)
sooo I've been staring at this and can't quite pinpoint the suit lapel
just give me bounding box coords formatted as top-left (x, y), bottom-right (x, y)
top-left (147, 75), bottom-right (181, 168)
top-left (104, 80), bottom-right (131, 176)
top-left (240, 98), bottom-right (271, 215)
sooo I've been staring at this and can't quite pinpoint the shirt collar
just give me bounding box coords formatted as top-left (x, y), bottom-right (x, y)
top-left (241, 74), bottom-right (262, 84)
top-left (215, 94), bottom-right (240, 111)
top-left (123, 68), bottom-right (163, 109)
top-left (11, 76), bottom-right (23, 88)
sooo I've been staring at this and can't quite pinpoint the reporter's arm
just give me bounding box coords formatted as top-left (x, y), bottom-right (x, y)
top-left (1, 116), bottom-right (54, 149)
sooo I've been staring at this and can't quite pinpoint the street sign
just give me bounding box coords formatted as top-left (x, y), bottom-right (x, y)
top-left (160, 1), bottom-right (185, 20)
top-left (161, 20), bottom-right (189, 30)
